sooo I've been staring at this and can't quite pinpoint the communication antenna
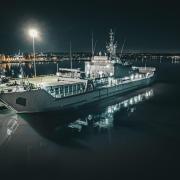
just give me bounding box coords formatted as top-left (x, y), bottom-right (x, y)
top-left (93, 40), bottom-right (97, 56)
top-left (91, 32), bottom-right (97, 59)
top-left (92, 32), bottom-right (94, 59)
top-left (119, 38), bottom-right (126, 62)
top-left (70, 41), bottom-right (72, 69)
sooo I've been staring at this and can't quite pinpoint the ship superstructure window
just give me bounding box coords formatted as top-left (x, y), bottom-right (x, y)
top-left (60, 86), bottom-right (64, 95)
top-left (65, 86), bottom-right (68, 94)
top-left (77, 84), bottom-right (80, 92)
top-left (55, 87), bottom-right (59, 95)
top-left (50, 87), bottom-right (54, 93)
top-left (69, 85), bottom-right (72, 94)
top-left (73, 85), bottom-right (77, 93)
top-left (44, 82), bottom-right (87, 98)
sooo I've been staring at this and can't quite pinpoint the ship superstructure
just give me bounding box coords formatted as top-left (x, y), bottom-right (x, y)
top-left (0, 30), bottom-right (155, 113)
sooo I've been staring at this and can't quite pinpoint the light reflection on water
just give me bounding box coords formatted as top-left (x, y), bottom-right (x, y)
top-left (0, 114), bottom-right (19, 147)
top-left (4, 88), bottom-right (153, 148)
top-left (0, 88), bottom-right (154, 149)
top-left (67, 89), bottom-right (153, 132)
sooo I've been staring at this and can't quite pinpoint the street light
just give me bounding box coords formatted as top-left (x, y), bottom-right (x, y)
top-left (29, 29), bottom-right (38, 77)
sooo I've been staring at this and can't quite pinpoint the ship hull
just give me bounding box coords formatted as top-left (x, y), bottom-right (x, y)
top-left (0, 76), bottom-right (154, 113)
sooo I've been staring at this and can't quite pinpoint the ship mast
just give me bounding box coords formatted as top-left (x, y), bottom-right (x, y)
top-left (91, 32), bottom-right (94, 60)
top-left (70, 41), bottom-right (72, 69)
top-left (119, 39), bottom-right (126, 62)
top-left (106, 29), bottom-right (117, 60)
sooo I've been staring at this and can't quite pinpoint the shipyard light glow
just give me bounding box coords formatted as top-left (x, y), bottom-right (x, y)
top-left (28, 28), bottom-right (38, 77)
top-left (29, 29), bottom-right (38, 38)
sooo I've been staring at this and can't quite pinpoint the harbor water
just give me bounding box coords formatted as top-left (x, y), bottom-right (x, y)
top-left (0, 59), bottom-right (180, 179)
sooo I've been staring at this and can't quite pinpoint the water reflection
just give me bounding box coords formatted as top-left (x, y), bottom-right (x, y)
top-left (19, 88), bottom-right (154, 147)
top-left (68, 89), bottom-right (153, 132)
top-left (0, 56), bottom-right (179, 76)
top-left (0, 61), bottom-right (84, 77)
top-left (0, 117), bottom-right (19, 147)
top-left (6, 118), bottom-right (19, 136)
top-left (0, 62), bottom-right (34, 77)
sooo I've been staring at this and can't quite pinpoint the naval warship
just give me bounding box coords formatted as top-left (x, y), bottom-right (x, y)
top-left (0, 30), bottom-right (155, 113)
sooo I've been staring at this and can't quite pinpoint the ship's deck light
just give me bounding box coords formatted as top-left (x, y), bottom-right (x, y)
top-left (130, 75), bottom-right (134, 80)
top-left (19, 74), bottom-right (22, 78)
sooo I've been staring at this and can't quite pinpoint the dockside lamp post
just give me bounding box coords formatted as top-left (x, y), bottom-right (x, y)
top-left (29, 29), bottom-right (38, 77)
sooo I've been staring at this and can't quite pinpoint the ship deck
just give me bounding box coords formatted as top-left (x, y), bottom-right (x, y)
top-left (0, 75), bottom-right (87, 93)
top-left (24, 75), bottom-right (87, 86)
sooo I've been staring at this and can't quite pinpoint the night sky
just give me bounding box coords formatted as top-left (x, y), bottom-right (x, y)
top-left (0, 0), bottom-right (180, 53)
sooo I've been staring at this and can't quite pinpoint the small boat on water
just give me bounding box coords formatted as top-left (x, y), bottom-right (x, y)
top-left (0, 30), bottom-right (155, 113)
